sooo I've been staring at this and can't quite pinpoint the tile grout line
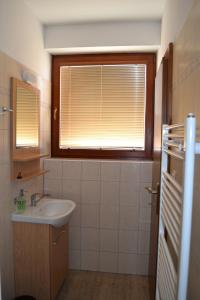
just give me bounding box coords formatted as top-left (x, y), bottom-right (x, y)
top-left (80, 160), bottom-right (83, 270)
top-left (98, 161), bottom-right (101, 272)
top-left (117, 161), bottom-right (122, 273)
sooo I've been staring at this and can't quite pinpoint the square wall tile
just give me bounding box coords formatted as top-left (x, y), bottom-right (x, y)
top-left (62, 160), bottom-right (82, 180)
top-left (0, 131), bottom-right (4, 164)
top-left (81, 251), bottom-right (99, 271)
top-left (3, 130), bottom-right (10, 163)
top-left (81, 181), bottom-right (100, 204)
top-left (0, 130), bottom-right (10, 164)
top-left (62, 179), bottom-right (81, 204)
top-left (118, 253), bottom-right (137, 275)
top-left (101, 162), bottom-right (121, 181)
top-left (0, 52), bottom-right (5, 89)
top-left (99, 252), bottom-right (118, 273)
top-left (82, 161), bottom-right (100, 180)
top-left (100, 205), bottom-right (119, 229)
top-left (0, 164), bottom-right (10, 197)
top-left (101, 181), bottom-right (120, 206)
top-left (81, 204), bottom-right (99, 228)
top-left (119, 206), bottom-right (139, 230)
top-left (136, 254), bottom-right (149, 275)
top-left (140, 162), bottom-right (153, 183)
top-left (69, 250), bottom-right (81, 270)
top-left (120, 182), bottom-right (139, 206)
top-left (81, 228), bottom-right (99, 251)
top-left (44, 159), bottom-right (62, 179)
top-left (119, 230), bottom-right (138, 253)
top-left (139, 205), bottom-right (151, 223)
top-left (69, 204), bottom-right (81, 227)
top-left (139, 222), bottom-right (151, 231)
top-left (69, 227), bottom-right (81, 250)
top-left (0, 94), bottom-right (9, 130)
top-left (120, 162), bottom-right (140, 182)
top-left (44, 178), bottom-right (62, 198)
top-left (138, 231), bottom-right (150, 254)
top-left (100, 229), bottom-right (118, 252)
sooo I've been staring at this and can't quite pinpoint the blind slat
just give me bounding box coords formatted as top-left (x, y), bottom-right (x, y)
top-left (16, 87), bottom-right (39, 147)
top-left (60, 64), bottom-right (146, 149)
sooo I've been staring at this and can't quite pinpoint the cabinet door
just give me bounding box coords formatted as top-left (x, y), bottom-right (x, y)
top-left (13, 222), bottom-right (51, 300)
top-left (50, 224), bottom-right (68, 300)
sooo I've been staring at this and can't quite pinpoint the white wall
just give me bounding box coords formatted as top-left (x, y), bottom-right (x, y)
top-left (44, 21), bottom-right (161, 53)
top-left (0, 0), bottom-right (50, 80)
top-left (157, 0), bottom-right (195, 66)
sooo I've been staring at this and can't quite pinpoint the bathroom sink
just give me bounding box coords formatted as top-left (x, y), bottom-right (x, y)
top-left (11, 197), bottom-right (76, 227)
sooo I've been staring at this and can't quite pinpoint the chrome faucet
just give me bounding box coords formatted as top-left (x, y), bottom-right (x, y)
top-left (30, 193), bottom-right (50, 207)
top-left (30, 193), bottom-right (43, 207)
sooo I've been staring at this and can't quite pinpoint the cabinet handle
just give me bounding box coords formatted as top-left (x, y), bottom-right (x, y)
top-left (52, 230), bottom-right (66, 246)
top-left (54, 107), bottom-right (58, 121)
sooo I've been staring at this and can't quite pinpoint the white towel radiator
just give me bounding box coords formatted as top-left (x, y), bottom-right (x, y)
top-left (156, 113), bottom-right (200, 300)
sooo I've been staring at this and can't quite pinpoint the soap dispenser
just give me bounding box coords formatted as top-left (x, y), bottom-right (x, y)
top-left (15, 189), bottom-right (26, 213)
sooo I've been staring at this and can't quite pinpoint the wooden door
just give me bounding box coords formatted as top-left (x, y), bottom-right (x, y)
top-left (148, 44), bottom-right (173, 300)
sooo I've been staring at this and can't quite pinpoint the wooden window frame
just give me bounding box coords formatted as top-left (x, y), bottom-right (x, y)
top-left (51, 53), bottom-right (156, 160)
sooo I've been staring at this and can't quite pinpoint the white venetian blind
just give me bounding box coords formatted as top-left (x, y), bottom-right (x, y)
top-left (16, 86), bottom-right (39, 148)
top-left (60, 64), bottom-right (146, 149)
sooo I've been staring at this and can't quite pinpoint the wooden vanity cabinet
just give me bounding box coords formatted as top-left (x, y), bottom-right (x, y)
top-left (13, 222), bottom-right (68, 300)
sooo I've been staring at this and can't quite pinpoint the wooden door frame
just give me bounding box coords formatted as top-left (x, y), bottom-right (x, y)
top-left (162, 43), bottom-right (173, 124)
top-left (149, 43), bottom-right (173, 300)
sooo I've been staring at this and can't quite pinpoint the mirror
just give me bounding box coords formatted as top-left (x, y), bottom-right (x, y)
top-left (11, 78), bottom-right (40, 159)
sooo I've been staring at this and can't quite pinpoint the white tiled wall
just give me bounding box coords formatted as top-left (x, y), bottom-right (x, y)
top-left (44, 159), bottom-right (153, 275)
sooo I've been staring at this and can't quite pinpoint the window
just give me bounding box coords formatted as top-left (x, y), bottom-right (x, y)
top-left (52, 53), bottom-right (155, 159)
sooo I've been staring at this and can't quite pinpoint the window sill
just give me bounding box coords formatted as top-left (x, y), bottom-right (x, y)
top-left (51, 148), bottom-right (152, 160)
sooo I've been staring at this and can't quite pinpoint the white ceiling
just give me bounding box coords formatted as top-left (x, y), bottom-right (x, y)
top-left (23, 0), bottom-right (166, 25)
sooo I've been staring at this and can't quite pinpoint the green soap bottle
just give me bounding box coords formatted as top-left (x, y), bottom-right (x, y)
top-left (16, 189), bottom-right (26, 213)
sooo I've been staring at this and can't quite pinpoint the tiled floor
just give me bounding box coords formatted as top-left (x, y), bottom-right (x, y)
top-left (57, 270), bottom-right (150, 300)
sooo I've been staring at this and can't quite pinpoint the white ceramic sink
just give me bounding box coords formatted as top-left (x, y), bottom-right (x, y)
top-left (11, 198), bottom-right (76, 227)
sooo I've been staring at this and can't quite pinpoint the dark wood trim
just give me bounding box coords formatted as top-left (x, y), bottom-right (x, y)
top-left (162, 43), bottom-right (173, 124)
top-left (51, 53), bottom-right (156, 160)
top-left (149, 43), bottom-right (173, 300)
